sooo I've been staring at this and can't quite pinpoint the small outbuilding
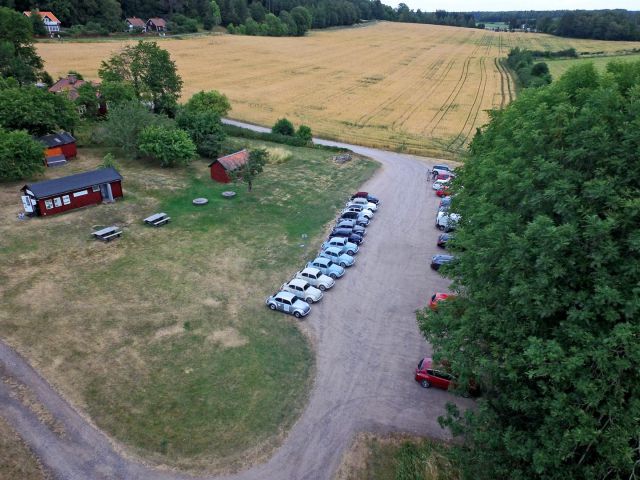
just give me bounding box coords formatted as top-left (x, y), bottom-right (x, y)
top-left (125, 17), bottom-right (146, 31)
top-left (21, 167), bottom-right (123, 217)
top-left (209, 149), bottom-right (249, 184)
top-left (37, 132), bottom-right (77, 166)
top-left (146, 18), bottom-right (167, 32)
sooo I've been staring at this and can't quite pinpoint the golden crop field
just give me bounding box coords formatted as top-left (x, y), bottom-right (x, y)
top-left (37, 22), bottom-right (640, 157)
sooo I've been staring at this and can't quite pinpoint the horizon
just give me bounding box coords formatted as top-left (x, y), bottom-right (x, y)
top-left (384, 1), bottom-right (640, 13)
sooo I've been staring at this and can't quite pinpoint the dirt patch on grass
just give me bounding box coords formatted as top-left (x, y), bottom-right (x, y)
top-left (152, 324), bottom-right (184, 340)
top-left (205, 327), bottom-right (248, 348)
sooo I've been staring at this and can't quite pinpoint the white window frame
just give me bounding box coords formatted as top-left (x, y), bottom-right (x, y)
top-left (44, 199), bottom-right (53, 209)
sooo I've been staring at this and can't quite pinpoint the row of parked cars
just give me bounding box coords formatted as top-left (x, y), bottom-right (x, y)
top-left (265, 191), bottom-right (380, 318)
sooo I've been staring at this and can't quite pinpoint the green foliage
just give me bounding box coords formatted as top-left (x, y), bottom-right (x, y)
top-left (67, 70), bottom-right (84, 80)
top-left (137, 125), bottom-right (196, 167)
top-left (229, 147), bottom-right (268, 191)
top-left (249, 1), bottom-right (265, 22)
top-left (99, 41), bottom-right (183, 116)
top-left (103, 100), bottom-right (161, 153)
top-left (418, 61), bottom-right (640, 480)
top-left (29, 10), bottom-right (47, 36)
top-left (176, 108), bottom-right (226, 158)
top-left (0, 128), bottom-right (44, 181)
top-left (100, 80), bottom-right (136, 106)
top-left (210, 0), bottom-right (222, 26)
top-left (75, 82), bottom-right (100, 118)
top-left (101, 152), bottom-right (117, 169)
top-left (184, 89), bottom-right (231, 117)
top-left (272, 117), bottom-right (295, 136)
top-left (67, 21), bottom-right (110, 37)
top-left (0, 7), bottom-right (44, 85)
top-left (167, 14), bottom-right (198, 33)
top-left (0, 86), bottom-right (78, 135)
top-left (295, 124), bottom-right (312, 143)
top-left (223, 123), bottom-right (311, 147)
top-left (507, 48), bottom-right (552, 88)
top-left (290, 6), bottom-right (312, 36)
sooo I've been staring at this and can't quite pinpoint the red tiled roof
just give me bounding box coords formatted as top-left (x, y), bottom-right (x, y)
top-left (49, 75), bottom-right (100, 100)
top-left (126, 17), bottom-right (146, 27)
top-left (23, 11), bottom-right (60, 24)
top-left (210, 149), bottom-right (249, 171)
top-left (147, 17), bottom-right (166, 27)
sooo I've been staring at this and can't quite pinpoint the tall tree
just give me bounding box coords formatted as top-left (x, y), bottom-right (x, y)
top-left (99, 41), bottom-right (183, 115)
top-left (418, 61), bottom-right (640, 480)
top-left (0, 6), bottom-right (43, 84)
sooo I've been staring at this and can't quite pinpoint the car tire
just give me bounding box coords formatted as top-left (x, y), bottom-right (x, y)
top-left (339, 262), bottom-right (346, 268)
top-left (347, 250), bottom-right (355, 255)
top-left (319, 284), bottom-right (326, 291)
top-left (421, 379), bottom-right (431, 388)
top-left (329, 273), bottom-right (337, 279)
top-left (294, 311), bottom-right (302, 318)
top-left (269, 304), bottom-right (277, 311)
top-left (306, 297), bottom-right (314, 304)
top-left (438, 224), bottom-right (446, 231)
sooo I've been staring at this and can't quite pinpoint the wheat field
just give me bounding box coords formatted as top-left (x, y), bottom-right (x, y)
top-left (37, 22), bottom-right (640, 157)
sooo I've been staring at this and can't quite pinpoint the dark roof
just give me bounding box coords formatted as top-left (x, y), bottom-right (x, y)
top-left (38, 132), bottom-right (76, 148)
top-left (22, 167), bottom-right (122, 199)
top-left (147, 17), bottom-right (166, 27)
top-left (126, 17), bottom-right (146, 27)
top-left (209, 149), bottom-right (249, 171)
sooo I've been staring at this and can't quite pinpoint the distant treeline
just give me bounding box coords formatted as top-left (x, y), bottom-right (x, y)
top-left (474, 9), bottom-right (640, 41)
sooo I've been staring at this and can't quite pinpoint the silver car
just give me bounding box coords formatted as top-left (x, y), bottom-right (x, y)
top-left (346, 198), bottom-right (378, 211)
top-left (281, 278), bottom-right (323, 303)
top-left (266, 291), bottom-right (311, 318)
top-left (319, 246), bottom-right (355, 267)
top-left (342, 205), bottom-right (374, 219)
top-left (321, 236), bottom-right (359, 255)
top-left (295, 267), bottom-right (335, 291)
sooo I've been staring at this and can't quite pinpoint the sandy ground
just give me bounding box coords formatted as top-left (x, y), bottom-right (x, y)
top-left (0, 124), bottom-right (471, 480)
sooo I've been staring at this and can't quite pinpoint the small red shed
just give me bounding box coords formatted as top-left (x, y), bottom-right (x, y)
top-left (38, 132), bottom-right (77, 167)
top-left (209, 149), bottom-right (249, 184)
top-left (21, 167), bottom-right (123, 217)
top-left (146, 18), bottom-right (167, 32)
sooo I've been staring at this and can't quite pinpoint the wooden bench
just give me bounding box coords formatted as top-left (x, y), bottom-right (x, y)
top-left (144, 212), bottom-right (171, 227)
top-left (92, 226), bottom-right (122, 242)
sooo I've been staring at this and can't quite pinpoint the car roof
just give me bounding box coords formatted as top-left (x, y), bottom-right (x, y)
top-left (313, 257), bottom-right (329, 265)
top-left (289, 278), bottom-right (307, 288)
top-left (434, 164), bottom-right (449, 169)
top-left (276, 291), bottom-right (296, 301)
top-left (325, 246), bottom-right (341, 253)
top-left (433, 254), bottom-right (454, 260)
top-left (301, 267), bottom-right (320, 275)
top-left (330, 236), bottom-right (346, 243)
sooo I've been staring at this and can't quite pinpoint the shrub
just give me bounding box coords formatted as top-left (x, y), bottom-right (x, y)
top-left (176, 109), bottom-right (226, 158)
top-left (296, 124), bottom-right (312, 143)
top-left (184, 90), bottom-right (231, 117)
top-left (104, 101), bottom-right (161, 153)
top-left (0, 128), bottom-right (45, 181)
top-left (137, 125), bottom-right (196, 167)
top-left (272, 118), bottom-right (295, 136)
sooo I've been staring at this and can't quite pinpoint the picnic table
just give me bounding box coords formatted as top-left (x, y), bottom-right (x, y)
top-left (144, 212), bottom-right (171, 227)
top-left (92, 226), bottom-right (122, 242)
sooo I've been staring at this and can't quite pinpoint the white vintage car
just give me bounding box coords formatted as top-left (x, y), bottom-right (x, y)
top-left (346, 197), bottom-right (378, 212)
top-left (265, 291), bottom-right (310, 318)
top-left (295, 267), bottom-right (336, 291)
top-left (281, 278), bottom-right (324, 303)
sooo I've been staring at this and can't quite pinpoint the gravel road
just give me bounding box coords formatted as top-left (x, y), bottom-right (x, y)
top-left (0, 123), bottom-right (471, 480)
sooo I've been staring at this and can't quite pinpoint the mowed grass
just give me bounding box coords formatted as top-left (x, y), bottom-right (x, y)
top-left (0, 417), bottom-right (48, 480)
top-left (0, 140), bottom-right (378, 473)
top-left (547, 53), bottom-right (640, 78)
top-left (36, 22), bottom-right (640, 157)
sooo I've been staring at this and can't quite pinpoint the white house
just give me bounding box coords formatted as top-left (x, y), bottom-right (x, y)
top-left (23, 10), bottom-right (61, 33)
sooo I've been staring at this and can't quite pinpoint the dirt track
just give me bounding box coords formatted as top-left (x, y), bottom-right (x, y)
top-left (0, 123), bottom-right (471, 480)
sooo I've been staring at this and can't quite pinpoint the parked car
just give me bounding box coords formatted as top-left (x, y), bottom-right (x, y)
top-left (414, 357), bottom-right (478, 396)
top-left (281, 278), bottom-right (323, 303)
top-left (266, 291), bottom-right (310, 318)
top-left (439, 196), bottom-right (452, 208)
top-left (339, 211), bottom-right (369, 226)
top-left (436, 212), bottom-right (461, 232)
top-left (437, 233), bottom-right (453, 248)
top-left (430, 254), bottom-right (455, 271)
top-left (321, 236), bottom-right (359, 255)
top-left (432, 164), bottom-right (454, 176)
top-left (347, 197), bottom-right (378, 211)
top-left (335, 219), bottom-right (366, 236)
top-left (295, 267), bottom-right (335, 291)
top-left (436, 186), bottom-right (452, 197)
top-left (320, 246), bottom-right (355, 267)
top-left (428, 292), bottom-right (453, 310)
top-left (432, 178), bottom-right (451, 190)
top-left (351, 192), bottom-right (380, 205)
top-left (307, 257), bottom-right (345, 279)
top-left (329, 227), bottom-right (363, 245)
top-left (342, 205), bottom-right (374, 220)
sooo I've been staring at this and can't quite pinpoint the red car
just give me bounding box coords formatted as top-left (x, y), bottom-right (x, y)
top-left (436, 186), bottom-right (451, 197)
top-left (415, 357), bottom-right (478, 396)
top-left (428, 292), bottom-right (452, 311)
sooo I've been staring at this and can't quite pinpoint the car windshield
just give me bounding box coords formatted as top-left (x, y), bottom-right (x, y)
top-left (302, 284), bottom-right (309, 291)
top-left (326, 260), bottom-right (334, 267)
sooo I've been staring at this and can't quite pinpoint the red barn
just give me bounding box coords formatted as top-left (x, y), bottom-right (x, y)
top-left (38, 132), bottom-right (77, 167)
top-left (209, 149), bottom-right (249, 184)
top-left (21, 167), bottom-right (123, 217)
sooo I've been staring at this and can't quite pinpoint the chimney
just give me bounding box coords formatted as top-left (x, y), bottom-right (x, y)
top-left (68, 75), bottom-right (77, 84)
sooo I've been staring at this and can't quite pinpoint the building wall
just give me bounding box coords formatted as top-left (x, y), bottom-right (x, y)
top-left (61, 143), bottom-right (77, 158)
top-left (110, 181), bottom-right (123, 198)
top-left (35, 180), bottom-right (123, 216)
top-left (210, 163), bottom-right (231, 183)
top-left (45, 147), bottom-right (63, 158)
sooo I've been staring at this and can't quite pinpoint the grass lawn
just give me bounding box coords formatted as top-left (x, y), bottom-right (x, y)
top-left (0, 416), bottom-right (48, 480)
top-left (0, 138), bottom-right (378, 474)
top-left (547, 53), bottom-right (640, 79)
top-left (336, 434), bottom-right (458, 480)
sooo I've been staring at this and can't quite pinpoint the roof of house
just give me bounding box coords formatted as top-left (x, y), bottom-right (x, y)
top-left (209, 149), bottom-right (249, 171)
top-left (147, 17), bottom-right (166, 27)
top-left (38, 132), bottom-right (76, 148)
top-left (126, 17), bottom-right (146, 27)
top-left (23, 11), bottom-right (60, 23)
top-left (23, 167), bottom-right (122, 199)
top-left (49, 75), bottom-right (100, 100)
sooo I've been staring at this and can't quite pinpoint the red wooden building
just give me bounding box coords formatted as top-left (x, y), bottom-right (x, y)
top-left (209, 149), bottom-right (249, 183)
top-left (21, 167), bottom-right (123, 217)
top-left (37, 132), bottom-right (77, 167)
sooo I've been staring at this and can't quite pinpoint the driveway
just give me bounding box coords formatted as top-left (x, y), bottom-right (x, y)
top-left (0, 122), bottom-right (471, 480)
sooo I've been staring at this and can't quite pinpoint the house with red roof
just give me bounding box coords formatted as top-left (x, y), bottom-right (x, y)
top-left (209, 150), bottom-right (249, 183)
top-left (125, 17), bottom-right (146, 31)
top-left (146, 18), bottom-right (167, 32)
top-left (23, 10), bottom-right (61, 34)
top-left (49, 75), bottom-right (99, 101)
